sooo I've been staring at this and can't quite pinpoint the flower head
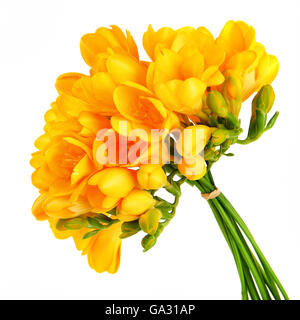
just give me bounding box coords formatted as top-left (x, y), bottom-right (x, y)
top-left (31, 21), bottom-right (279, 273)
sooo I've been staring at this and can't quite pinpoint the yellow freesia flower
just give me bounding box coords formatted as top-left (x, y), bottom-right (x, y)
top-left (80, 25), bottom-right (139, 67)
top-left (144, 25), bottom-right (225, 115)
top-left (49, 218), bottom-right (122, 274)
top-left (216, 20), bottom-right (279, 101)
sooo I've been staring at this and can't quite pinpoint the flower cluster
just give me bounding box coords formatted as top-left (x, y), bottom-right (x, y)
top-left (31, 21), bottom-right (279, 274)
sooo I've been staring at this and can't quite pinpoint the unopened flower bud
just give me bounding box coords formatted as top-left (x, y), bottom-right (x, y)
top-left (121, 220), bottom-right (141, 233)
top-left (139, 208), bottom-right (162, 235)
top-left (255, 85), bottom-right (275, 114)
top-left (248, 85), bottom-right (276, 140)
top-left (207, 91), bottom-right (228, 118)
top-left (88, 167), bottom-right (136, 198)
top-left (204, 148), bottom-right (219, 161)
top-left (118, 189), bottom-right (155, 221)
top-left (178, 155), bottom-right (206, 180)
top-left (211, 129), bottom-right (242, 146)
top-left (207, 91), bottom-right (240, 128)
top-left (222, 71), bottom-right (242, 116)
top-left (141, 234), bottom-right (157, 252)
top-left (120, 220), bottom-right (141, 238)
top-left (176, 125), bottom-right (213, 159)
top-left (137, 164), bottom-right (167, 190)
top-left (63, 217), bottom-right (87, 230)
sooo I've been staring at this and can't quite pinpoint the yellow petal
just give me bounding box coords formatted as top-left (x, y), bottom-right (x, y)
top-left (143, 25), bottom-right (176, 60)
top-left (30, 151), bottom-right (44, 169)
top-left (257, 54), bottom-right (279, 86)
top-left (55, 72), bottom-right (85, 95)
top-left (201, 66), bottom-right (225, 86)
top-left (63, 137), bottom-right (92, 159)
top-left (121, 189), bottom-right (155, 216)
top-left (152, 49), bottom-right (182, 85)
top-left (217, 20), bottom-right (245, 56)
top-left (106, 53), bottom-right (146, 85)
top-left (80, 33), bottom-right (110, 66)
top-left (87, 223), bottom-right (122, 273)
top-left (78, 111), bottom-right (111, 135)
top-left (32, 195), bottom-right (48, 221)
top-left (88, 168), bottom-right (136, 198)
top-left (71, 155), bottom-right (94, 186)
top-left (226, 50), bottom-right (257, 73)
top-left (72, 228), bottom-right (96, 252)
top-left (156, 78), bottom-right (206, 115)
top-left (49, 218), bottom-right (74, 240)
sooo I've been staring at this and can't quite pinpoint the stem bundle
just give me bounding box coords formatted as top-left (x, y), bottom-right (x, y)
top-left (191, 171), bottom-right (288, 300)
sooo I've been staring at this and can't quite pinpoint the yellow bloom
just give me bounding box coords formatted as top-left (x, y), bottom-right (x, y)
top-left (87, 222), bottom-right (122, 274)
top-left (80, 25), bottom-right (139, 67)
top-left (144, 25), bottom-right (225, 115)
top-left (137, 164), bottom-right (167, 190)
top-left (49, 218), bottom-right (122, 274)
top-left (178, 155), bottom-right (207, 180)
top-left (112, 81), bottom-right (180, 139)
top-left (117, 189), bottom-right (155, 221)
top-left (216, 20), bottom-right (279, 101)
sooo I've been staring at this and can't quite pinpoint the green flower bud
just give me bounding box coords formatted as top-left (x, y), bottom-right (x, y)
top-left (57, 217), bottom-right (87, 231)
top-left (222, 71), bottom-right (242, 116)
top-left (204, 148), bottom-right (219, 161)
top-left (139, 208), bottom-right (162, 235)
top-left (121, 220), bottom-right (141, 233)
top-left (247, 85), bottom-right (276, 140)
top-left (256, 85), bottom-right (275, 114)
top-left (211, 129), bottom-right (228, 145)
top-left (211, 129), bottom-right (242, 146)
top-left (207, 90), bottom-right (240, 128)
top-left (207, 91), bottom-right (228, 118)
top-left (141, 234), bottom-right (157, 252)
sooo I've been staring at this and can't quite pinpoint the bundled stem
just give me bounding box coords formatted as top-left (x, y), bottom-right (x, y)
top-left (190, 171), bottom-right (288, 300)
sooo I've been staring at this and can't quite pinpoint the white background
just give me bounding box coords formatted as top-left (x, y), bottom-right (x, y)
top-left (0, 0), bottom-right (299, 300)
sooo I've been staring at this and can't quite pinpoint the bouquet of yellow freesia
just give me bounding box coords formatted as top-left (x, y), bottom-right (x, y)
top-left (31, 21), bottom-right (288, 300)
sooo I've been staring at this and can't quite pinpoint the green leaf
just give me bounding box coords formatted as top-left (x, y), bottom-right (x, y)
top-left (82, 229), bottom-right (99, 239)
top-left (64, 217), bottom-right (86, 230)
top-left (265, 111), bottom-right (279, 131)
top-left (87, 217), bottom-right (103, 229)
top-left (56, 219), bottom-right (67, 231)
top-left (94, 214), bottom-right (112, 224)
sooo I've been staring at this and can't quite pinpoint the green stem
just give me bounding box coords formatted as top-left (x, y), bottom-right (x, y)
top-left (218, 193), bottom-right (289, 300)
top-left (201, 170), bottom-right (288, 299)
top-left (189, 170), bottom-right (288, 300)
top-left (210, 196), bottom-right (271, 299)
